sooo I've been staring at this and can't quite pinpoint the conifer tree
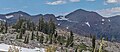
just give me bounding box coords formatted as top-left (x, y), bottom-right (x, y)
top-left (66, 36), bottom-right (70, 47)
top-left (69, 31), bottom-right (74, 47)
top-left (49, 34), bottom-right (53, 44)
top-left (31, 30), bottom-right (34, 40)
top-left (48, 18), bottom-right (56, 35)
top-left (13, 17), bottom-right (25, 32)
top-left (54, 31), bottom-right (58, 38)
top-left (26, 34), bottom-right (29, 44)
top-left (24, 34), bottom-right (29, 44)
top-left (5, 21), bottom-right (8, 33)
top-left (18, 22), bottom-right (26, 39)
top-left (36, 31), bottom-right (39, 41)
top-left (43, 22), bottom-right (48, 34)
top-left (92, 35), bottom-right (96, 52)
top-left (0, 21), bottom-right (4, 33)
top-left (39, 34), bottom-right (44, 44)
top-left (38, 17), bottom-right (44, 32)
top-left (66, 31), bottom-right (74, 47)
top-left (24, 35), bottom-right (27, 43)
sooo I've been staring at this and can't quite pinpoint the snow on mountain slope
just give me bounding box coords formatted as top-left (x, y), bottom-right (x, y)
top-left (0, 43), bottom-right (45, 52)
top-left (57, 16), bottom-right (68, 20)
top-left (85, 22), bottom-right (90, 27)
top-left (5, 15), bottom-right (14, 19)
top-left (0, 19), bottom-right (6, 22)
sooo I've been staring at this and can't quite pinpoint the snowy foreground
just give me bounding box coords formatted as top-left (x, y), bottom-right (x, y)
top-left (0, 43), bottom-right (45, 52)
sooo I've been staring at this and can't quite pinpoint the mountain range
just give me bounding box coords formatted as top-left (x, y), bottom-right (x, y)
top-left (0, 9), bottom-right (120, 42)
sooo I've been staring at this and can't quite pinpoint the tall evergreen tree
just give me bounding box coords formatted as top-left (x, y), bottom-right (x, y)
top-left (36, 31), bottom-right (39, 41)
top-left (43, 22), bottom-right (48, 34)
top-left (92, 35), bottom-right (96, 52)
top-left (31, 30), bottom-right (34, 40)
top-left (0, 21), bottom-right (4, 33)
top-left (5, 21), bottom-right (8, 33)
top-left (39, 34), bottom-right (44, 44)
top-left (24, 34), bottom-right (29, 44)
top-left (49, 34), bottom-right (53, 44)
top-left (66, 31), bottom-right (74, 47)
top-left (18, 22), bottom-right (26, 39)
top-left (38, 17), bottom-right (44, 32)
top-left (48, 18), bottom-right (56, 35)
top-left (13, 17), bottom-right (26, 32)
top-left (69, 31), bottom-right (74, 47)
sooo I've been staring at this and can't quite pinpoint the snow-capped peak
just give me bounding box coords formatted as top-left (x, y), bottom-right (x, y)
top-left (5, 15), bottom-right (14, 19)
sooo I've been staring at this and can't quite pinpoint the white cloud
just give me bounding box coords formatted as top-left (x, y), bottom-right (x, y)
top-left (96, 7), bottom-right (120, 17)
top-left (0, 8), bottom-right (16, 10)
top-left (105, 0), bottom-right (120, 3)
top-left (46, 0), bottom-right (66, 5)
top-left (69, 0), bottom-right (80, 2)
top-left (46, 0), bottom-right (81, 5)
top-left (86, 0), bottom-right (95, 1)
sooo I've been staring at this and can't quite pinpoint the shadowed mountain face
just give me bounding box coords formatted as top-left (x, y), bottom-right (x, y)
top-left (0, 9), bottom-right (120, 42)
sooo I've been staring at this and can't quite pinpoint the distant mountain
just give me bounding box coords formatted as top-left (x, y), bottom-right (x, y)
top-left (0, 9), bottom-right (120, 42)
top-left (57, 9), bottom-right (120, 42)
top-left (0, 11), bottom-right (57, 24)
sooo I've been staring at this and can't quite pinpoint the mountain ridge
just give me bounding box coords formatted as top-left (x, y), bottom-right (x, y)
top-left (0, 9), bottom-right (120, 42)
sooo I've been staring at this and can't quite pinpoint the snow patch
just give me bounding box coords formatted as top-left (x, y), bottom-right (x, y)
top-left (0, 19), bottom-right (6, 22)
top-left (66, 26), bottom-right (69, 29)
top-left (57, 16), bottom-right (68, 20)
top-left (58, 23), bottom-right (61, 26)
top-left (102, 19), bottom-right (105, 21)
top-left (20, 14), bottom-right (23, 16)
top-left (0, 43), bottom-right (45, 52)
top-left (85, 22), bottom-right (90, 27)
top-left (108, 19), bottom-right (111, 22)
top-left (102, 23), bottom-right (104, 24)
top-left (57, 16), bottom-right (78, 23)
top-left (5, 15), bottom-right (14, 19)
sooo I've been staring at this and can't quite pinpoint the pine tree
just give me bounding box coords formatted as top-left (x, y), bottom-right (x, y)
top-left (49, 34), bottom-right (53, 44)
top-left (48, 18), bottom-right (56, 35)
top-left (69, 31), bottom-right (74, 47)
top-left (44, 22), bottom-right (48, 34)
top-left (66, 36), bottom-right (70, 47)
top-left (16, 34), bottom-right (19, 39)
top-left (26, 19), bottom-right (31, 30)
top-left (24, 35), bottom-right (27, 43)
top-left (66, 31), bottom-right (74, 47)
top-left (0, 21), bottom-right (4, 33)
top-left (24, 34), bottom-right (29, 44)
top-left (26, 34), bottom-right (29, 44)
top-left (31, 30), bottom-right (34, 40)
top-left (38, 17), bottom-right (44, 32)
top-left (18, 22), bottom-right (26, 39)
top-left (5, 21), bottom-right (8, 33)
top-left (36, 31), bottom-right (39, 41)
top-left (13, 17), bottom-right (26, 32)
top-left (39, 34), bottom-right (44, 44)
top-left (92, 35), bottom-right (96, 52)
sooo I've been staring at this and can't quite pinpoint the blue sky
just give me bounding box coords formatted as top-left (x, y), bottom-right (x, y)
top-left (0, 0), bottom-right (120, 17)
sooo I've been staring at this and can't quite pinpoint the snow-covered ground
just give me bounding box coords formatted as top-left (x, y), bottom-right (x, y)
top-left (0, 43), bottom-right (45, 52)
